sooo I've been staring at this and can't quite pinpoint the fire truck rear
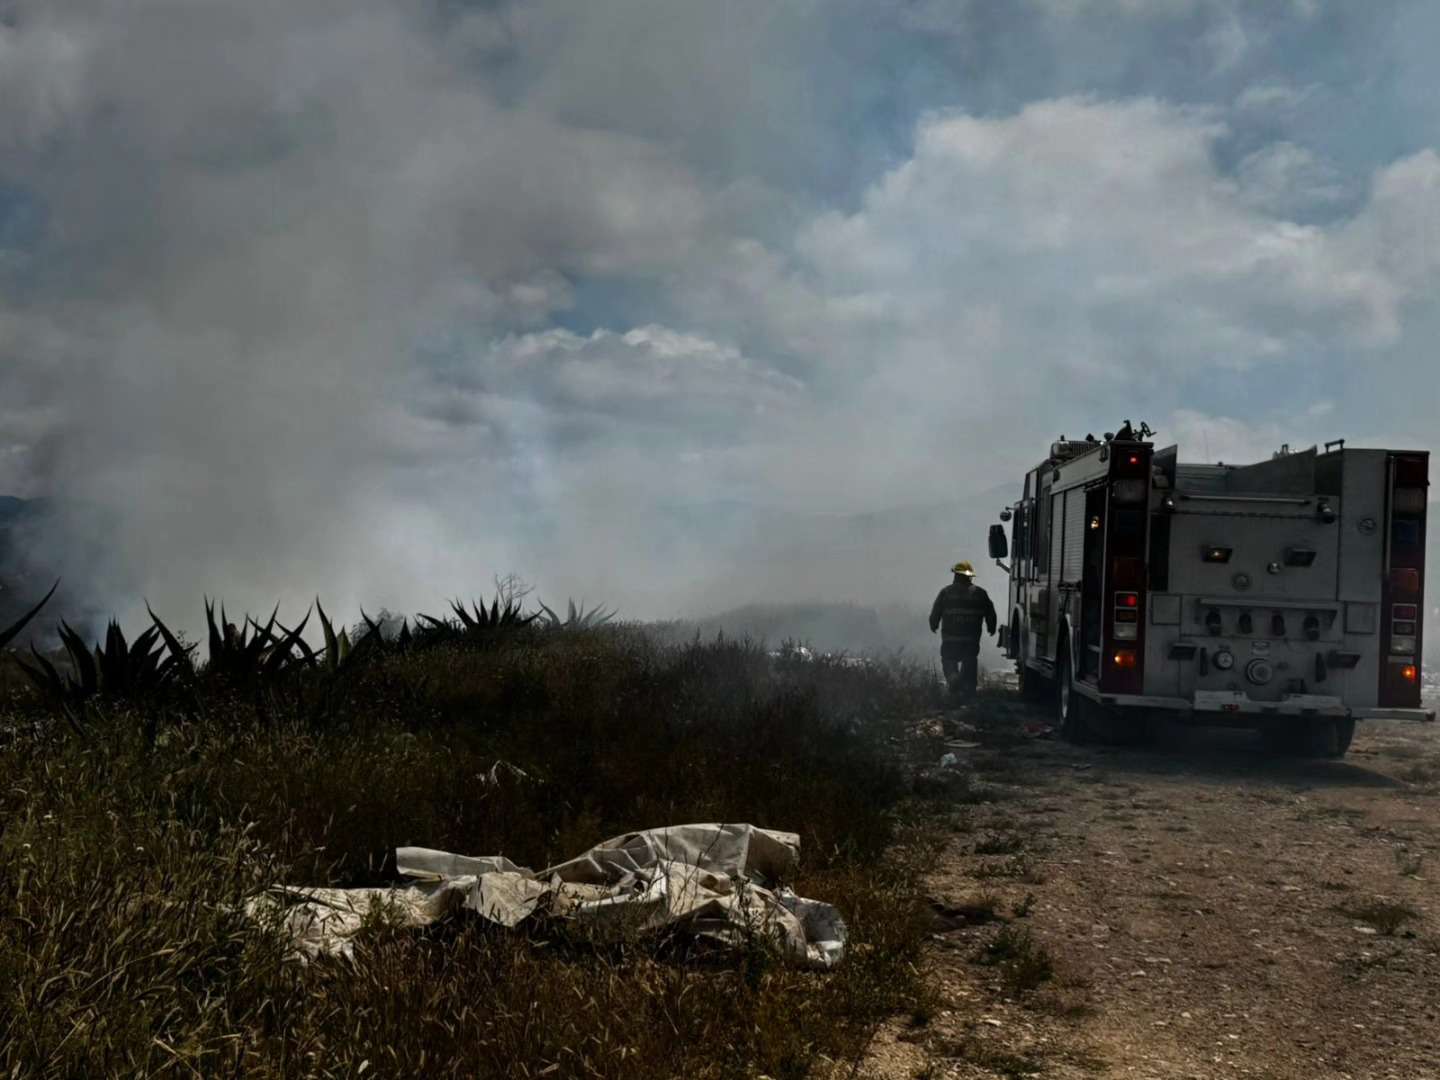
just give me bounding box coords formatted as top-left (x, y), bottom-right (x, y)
top-left (988, 431), bottom-right (1433, 756)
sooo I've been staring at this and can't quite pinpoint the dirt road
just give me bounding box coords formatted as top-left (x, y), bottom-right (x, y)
top-left (867, 701), bottom-right (1440, 1080)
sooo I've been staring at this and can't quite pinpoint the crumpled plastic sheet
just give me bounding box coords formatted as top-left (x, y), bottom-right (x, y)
top-left (246, 823), bottom-right (847, 970)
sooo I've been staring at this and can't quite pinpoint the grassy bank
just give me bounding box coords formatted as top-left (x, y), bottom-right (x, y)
top-left (1, 621), bottom-right (945, 1078)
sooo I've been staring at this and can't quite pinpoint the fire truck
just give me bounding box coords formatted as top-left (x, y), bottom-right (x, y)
top-left (987, 428), bottom-right (1433, 756)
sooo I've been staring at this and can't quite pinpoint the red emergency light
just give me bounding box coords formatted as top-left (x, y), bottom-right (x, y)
top-left (1391, 568), bottom-right (1422, 596)
top-left (1116, 591), bottom-right (1139, 608)
top-left (1402, 664), bottom-right (1419, 684)
top-left (1111, 649), bottom-right (1138, 671)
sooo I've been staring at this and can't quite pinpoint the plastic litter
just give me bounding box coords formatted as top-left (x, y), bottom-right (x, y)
top-left (247, 823), bottom-right (846, 970)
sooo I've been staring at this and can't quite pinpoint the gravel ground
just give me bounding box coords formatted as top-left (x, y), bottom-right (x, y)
top-left (864, 697), bottom-right (1440, 1080)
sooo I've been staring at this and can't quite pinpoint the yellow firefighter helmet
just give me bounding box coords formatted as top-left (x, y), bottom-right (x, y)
top-left (951, 561), bottom-right (976, 577)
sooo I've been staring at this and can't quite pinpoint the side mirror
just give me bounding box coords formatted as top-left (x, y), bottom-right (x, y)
top-left (988, 523), bottom-right (1009, 560)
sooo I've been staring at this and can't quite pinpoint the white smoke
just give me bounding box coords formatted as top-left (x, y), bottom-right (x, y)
top-left (1, 2), bottom-right (1437, 642)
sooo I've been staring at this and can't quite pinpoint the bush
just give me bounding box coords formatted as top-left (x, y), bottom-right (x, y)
top-left (0, 623), bottom-right (939, 1077)
top-left (978, 925), bottom-right (1055, 996)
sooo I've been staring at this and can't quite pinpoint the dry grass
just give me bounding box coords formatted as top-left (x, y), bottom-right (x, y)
top-left (977, 925), bottom-right (1056, 996)
top-left (1, 627), bottom-right (943, 1077)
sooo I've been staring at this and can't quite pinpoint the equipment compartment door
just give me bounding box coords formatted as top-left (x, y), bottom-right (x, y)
top-left (1080, 485), bottom-right (1107, 679)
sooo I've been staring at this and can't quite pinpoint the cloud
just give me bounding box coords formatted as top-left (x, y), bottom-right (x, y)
top-left (653, 96), bottom-right (1439, 536)
top-left (1234, 142), bottom-right (1348, 216)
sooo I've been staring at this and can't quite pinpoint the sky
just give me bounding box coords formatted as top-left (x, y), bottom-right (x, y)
top-left (1, 0), bottom-right (1438, 629)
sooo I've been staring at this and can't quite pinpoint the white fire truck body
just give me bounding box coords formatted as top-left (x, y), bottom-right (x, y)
top-left (992, 438), bottom-right (1433, 746)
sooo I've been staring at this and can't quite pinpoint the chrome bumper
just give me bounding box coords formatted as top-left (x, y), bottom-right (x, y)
top-left (1076, 683), bottom-right (1436, 722)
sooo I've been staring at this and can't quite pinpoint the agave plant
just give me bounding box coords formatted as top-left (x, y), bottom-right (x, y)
top-left (355, 608), bottom-right (412, 653)
top-left (203, 599), bottom-right (312, 683)
top-left (537, 598), bottom-right (617, 630)
top-left (413, 594), bottom-right (541, 648)
top-left (0, 580), bottom-right (58, 652)
top-left (316, 599), bottom-right (355, 674)
top-left (18, 615), bottom-right (191, 714)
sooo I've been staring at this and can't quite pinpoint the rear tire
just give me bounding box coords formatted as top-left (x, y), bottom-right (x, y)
top-left (1310, 717), bottom-right (1355, 759)
top-left (1262, 717), bottom-right (1355, 758)
top-left (1057, 646), bottom-right (1088, 743)
top-left (1089, 705), bottom-right (1149, 746)
top-left (1018, 663), bottom-right (1051, 703)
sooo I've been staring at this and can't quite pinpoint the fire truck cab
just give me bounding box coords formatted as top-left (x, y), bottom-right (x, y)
top-left (989, 430), bottom-right (1433, 756)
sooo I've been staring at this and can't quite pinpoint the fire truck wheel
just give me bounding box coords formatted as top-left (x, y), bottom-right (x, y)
top-left (1307, 717), bottom-right (1355, 759)
top-left (1018, 664), bottom-right (1051, 703)
top-left (1056, 646), bottom-right (1090, 743)
top-left (1088, 707), bottom-right (1149, 746)
top-left (1261, 718), bottom-right (1355, 758)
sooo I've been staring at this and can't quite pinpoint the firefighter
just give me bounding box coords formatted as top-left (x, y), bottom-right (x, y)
top-left (929, 561), bottom-right (997, 696)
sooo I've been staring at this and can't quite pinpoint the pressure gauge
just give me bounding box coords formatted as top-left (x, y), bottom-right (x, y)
top-left (1213, 649), bottom-right (1235, 671)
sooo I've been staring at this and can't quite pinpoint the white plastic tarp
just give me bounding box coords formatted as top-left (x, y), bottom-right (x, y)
top-left (249, 823), bottom-right (846, 970)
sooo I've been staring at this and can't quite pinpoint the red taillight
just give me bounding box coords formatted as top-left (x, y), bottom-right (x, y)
top-left (1391, 568), bottom-right (1422, 596)
top-left (1113, 448), bottom-right (1149, 478)
top-left (1116, 591), bottom-right (1139, 608)
top-left (1112, 649), bottom-right (1138, 670)
top-left (1381, 452), bottom-right (1426, 708)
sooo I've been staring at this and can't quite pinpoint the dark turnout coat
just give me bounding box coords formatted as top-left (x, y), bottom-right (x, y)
top-left (929, 581), bottom-right (997, 646)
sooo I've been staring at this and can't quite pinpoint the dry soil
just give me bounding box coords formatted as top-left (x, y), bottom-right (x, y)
top-left (864, 699), bottom-right (1440, 1080)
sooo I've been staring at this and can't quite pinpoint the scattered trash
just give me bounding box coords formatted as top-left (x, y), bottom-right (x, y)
top-left (1023, 724), bottom-right (1054, 739)
top-left (939, 752), bottom-right (960, 769)
top-left (248, 823), bottom-right (846, 970)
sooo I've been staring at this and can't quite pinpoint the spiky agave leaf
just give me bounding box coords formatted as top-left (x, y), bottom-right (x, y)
top-left (205, 598), bottom-right (224, 667)
top-left (346, 608), bottom-right (390, 665)
top-left (538, 598), bottom-right (616, 630)
top-left (261, 609), bottom-right (312, 677)
top-left (244, 605), bottom-right (280, 666)
top-left (271, 617), bottom-right (318, 668)
top-left (95, 620), bottom-right (129, 693)
top-left (147, 603), bottom-right (197, 680)
top-left (16, 644), bottom-right (66, 702)
top-left (358, 608), bottom-right (383, 642)
top-left (316, 598), bottom-right (340, 670)
top-left (449, 599), bottom-right (477, 631)
top-left (0, 580), bottom-right (59, 653)
top-left (57, 621), bottom-right (99, 698)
